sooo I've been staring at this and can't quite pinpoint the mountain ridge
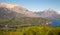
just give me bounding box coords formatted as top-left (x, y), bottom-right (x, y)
top-left (0, 3), bottom-right (40, 17)
top-left (34, 8), bottom-right (60, 20)
top-left (0, 3), bottom-right (50, 26)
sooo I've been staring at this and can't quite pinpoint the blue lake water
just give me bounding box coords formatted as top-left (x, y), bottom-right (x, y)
top-left (48, 20), bottom-right (60, 26)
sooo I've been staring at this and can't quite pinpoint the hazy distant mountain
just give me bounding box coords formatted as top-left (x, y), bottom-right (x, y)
top-left (34, 8), bottom-right (60, 20)
top-left (0, 3), bottom-right (50, 26)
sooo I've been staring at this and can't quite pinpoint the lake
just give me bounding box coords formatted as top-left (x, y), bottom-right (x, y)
top-left (48, 20), bottom-right (60, 26)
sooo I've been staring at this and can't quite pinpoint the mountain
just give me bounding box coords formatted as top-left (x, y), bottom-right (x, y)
top-left (34, 8), bottom-right (60, 20)
top-left (0, 3), bottom-right (39, 18)
top-left (0, 3), bottom-right (50, 27)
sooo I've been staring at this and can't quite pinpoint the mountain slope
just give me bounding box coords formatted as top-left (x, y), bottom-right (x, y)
top-left (0, 3), bottom-right (39, 17)
top-left (0, 3), bottom-right (50, 27)
top-left (34, 8), bottom-right (60, 20)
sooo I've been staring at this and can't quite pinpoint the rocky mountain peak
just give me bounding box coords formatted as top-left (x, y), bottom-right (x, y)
top-left (34, 8), bottom-right (60, 20)
top-left (43, 8), bottom-right (59, 15)
top-left (0, 3), bottom-right (18, 8)
top-left (0, 3), bottom-right (40, 17)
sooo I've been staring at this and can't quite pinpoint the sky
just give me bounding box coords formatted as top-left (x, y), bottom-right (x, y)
top-left (0, 0), bottom-right (60, 13)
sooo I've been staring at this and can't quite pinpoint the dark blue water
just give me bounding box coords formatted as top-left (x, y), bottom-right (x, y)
top-left (48, 20), bottom-right (60, 26)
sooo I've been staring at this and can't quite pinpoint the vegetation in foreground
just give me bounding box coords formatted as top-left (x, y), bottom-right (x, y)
top-left (0, 26), bottom-right (60, 35)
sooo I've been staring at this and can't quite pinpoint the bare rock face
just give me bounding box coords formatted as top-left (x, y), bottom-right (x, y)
top-left (0, 3), bottom-right (40, 17)
top-left (34, 8), bottom-right (60, 20)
